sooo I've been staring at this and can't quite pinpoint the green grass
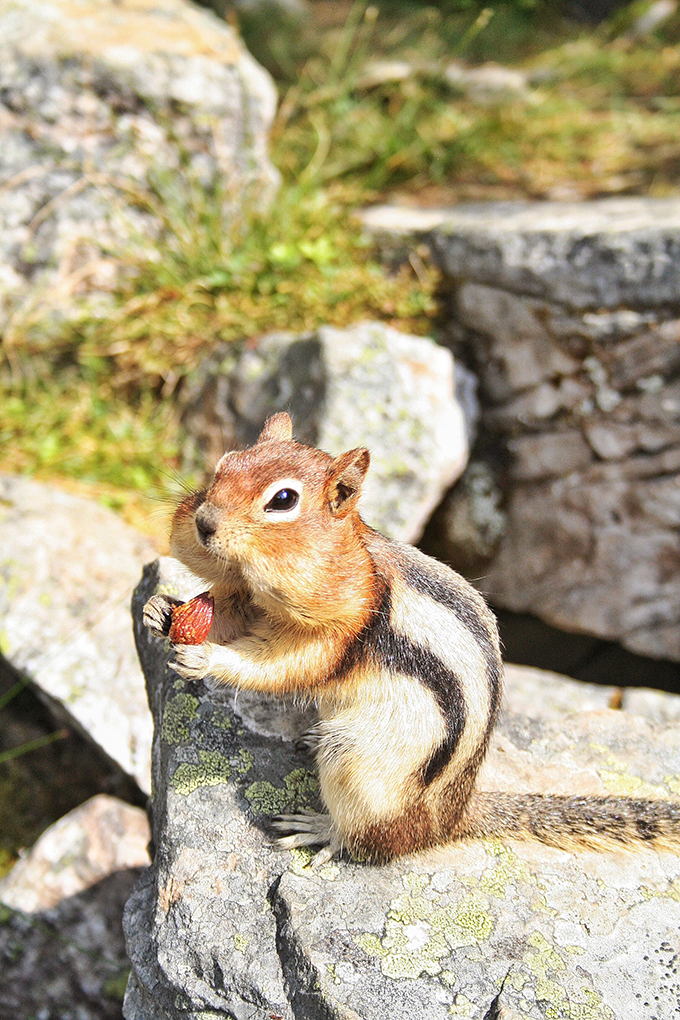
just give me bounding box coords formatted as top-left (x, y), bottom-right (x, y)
top-left (2, 0), bottom-right (680, 535)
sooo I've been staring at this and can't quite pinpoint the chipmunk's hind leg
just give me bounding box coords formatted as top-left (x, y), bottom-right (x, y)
top-left (270, 811), bottom-right (340, 865)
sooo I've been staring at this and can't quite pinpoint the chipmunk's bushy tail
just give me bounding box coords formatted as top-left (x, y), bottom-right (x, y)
top-left (459, 792), bottom-right (680, 852)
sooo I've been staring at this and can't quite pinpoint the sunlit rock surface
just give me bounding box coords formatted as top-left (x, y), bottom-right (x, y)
top-left (123, 555), bottom-right (680, 1020)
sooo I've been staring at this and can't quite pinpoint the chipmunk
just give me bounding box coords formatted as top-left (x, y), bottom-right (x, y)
top-left (144, 412), bottom-right (680, 862)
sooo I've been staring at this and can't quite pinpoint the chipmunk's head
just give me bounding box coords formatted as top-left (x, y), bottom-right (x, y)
top-left (171, 413), bottom-right (373, 626)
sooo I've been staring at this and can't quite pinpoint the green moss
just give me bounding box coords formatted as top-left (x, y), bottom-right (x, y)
top-left (161, 693), bottom-right (199, 745)
top-left (170, 750), bottom-right (231, 795)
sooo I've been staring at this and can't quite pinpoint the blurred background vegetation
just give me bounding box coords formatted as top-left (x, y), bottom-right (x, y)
top-left (2, 0), bottom-right (680, 540)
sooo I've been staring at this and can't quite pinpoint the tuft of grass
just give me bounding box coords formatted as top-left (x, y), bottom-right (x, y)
top-left (0, 171), bottom-right (437, 528)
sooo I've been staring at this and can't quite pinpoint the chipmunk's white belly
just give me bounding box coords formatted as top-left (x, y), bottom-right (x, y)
top-left (316, 674), bottom-right (445, 836)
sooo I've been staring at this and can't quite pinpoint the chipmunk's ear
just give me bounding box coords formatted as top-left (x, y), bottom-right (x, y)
top-left (326, 448), bottom-right (370, 515)
top-left (257, 412), bottom-right (293, 444)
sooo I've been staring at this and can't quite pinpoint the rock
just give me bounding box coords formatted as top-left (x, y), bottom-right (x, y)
top-left (0, 0), bottom-right (278, 333)
top-left (422, 460), bottom-right (506, 578)
top-left (182, 321), bottom-right (471, 543)
top-left (444, 61), bottom-right (530, 104)
top-left (0, 873), bottom-right (144, 1020)
top-left (0, 795), bottom-right (149, 1020)
top-left (0, 794), bottom-right (150, 912)
top-left (361, 197), bottom-right (680, 310)
top-left (503, 663), bottom-right (619, 718)
top-left (362, 199), bottom-right (680, 662)
top-left (0, 475), bottom-right (155, 791)
top-left (123, 555), bottom-right (680, 1020)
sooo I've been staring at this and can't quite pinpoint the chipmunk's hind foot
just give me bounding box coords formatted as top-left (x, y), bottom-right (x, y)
top-left (294, 723), bottom-right (323, 758)
top-left (270, 811), bottom-right (340, 864)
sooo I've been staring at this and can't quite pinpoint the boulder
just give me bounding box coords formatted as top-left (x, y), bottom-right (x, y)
top-left (362, 199), bottom-right (680, 662)
top-left (0, 795), bottom-right (149, 1020)
top-left (123, 555), bottom-right (680, 1020)
top-left (0, 0), bottom-right (278, 333)
top-left (0, 475), bottom-right (155, 791)
top-left (182, 321), bottom-right (473, 543)
top-left (0, 794), bottom-right (150, 913)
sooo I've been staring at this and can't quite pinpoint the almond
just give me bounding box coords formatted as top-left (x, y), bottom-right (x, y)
top-left (168, 591), bottom-right (215, 645)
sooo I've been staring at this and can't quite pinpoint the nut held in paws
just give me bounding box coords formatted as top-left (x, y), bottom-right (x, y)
top-left (169, 592), bottom-right (214, 645)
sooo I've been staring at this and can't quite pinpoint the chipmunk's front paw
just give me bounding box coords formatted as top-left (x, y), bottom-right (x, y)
top-left (169, 642), bottom-right (212, 681)
top-left (143, 593), bottom-right (183, 638)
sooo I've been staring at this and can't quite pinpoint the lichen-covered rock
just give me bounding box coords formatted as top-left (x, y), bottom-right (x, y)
top-left (182, 321), bottom-right (472, 543)
top-left (362, 199), bottom-right (680, 661)
top-left (0, 795), bottom-right (149, 1020)
top-left (0, 474), bottom-right (155, 791)
top-left (123, 555), bottom-right (680, 1020)
top-left (0, 0), bottom-right (278, 332)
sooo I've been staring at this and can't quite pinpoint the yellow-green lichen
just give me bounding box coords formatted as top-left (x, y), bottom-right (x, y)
top-left (212, 708), bottom-right (233, 731)
top-left (0, 629), bottom-right (10, 656)
top-left (162, 693), bottom-right (199, 745)
top-left (664, 774), bottom-right (680, 796)
top-left (475, 841), bottom-right (533, 899)
top-left (449, 993), bottom-right (475, 1016)
top-left (641, 876), bottom-right (680, 902)
top-left (245, 768), bottom-right (319, 815)
top-left (591, 747), bottom-right (671, 800)
top-left (233, 933), bottom-right (248, 952)
top-left (524, 931), bottom-right (614, 1020)
top-left (170, 750), bottom-right (231, 795)
top-left (355, 872), bottom-right (494, 981)
top-left (327, 963), bottom-right (341, 985)
top-left (232, 749), bottom-right (254, 776)
top-left (65, 682), bottom-right (86, 704)
top-left (289, 847), bottom-right (316, 872)
top-left (461, 842), bottom-right (553, 916)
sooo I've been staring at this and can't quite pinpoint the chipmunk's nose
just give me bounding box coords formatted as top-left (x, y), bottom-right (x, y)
top-left (195, 503), bottom-right (221, 544)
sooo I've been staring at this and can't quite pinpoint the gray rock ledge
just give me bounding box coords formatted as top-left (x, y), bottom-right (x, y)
top-left (123, 555), bottom-right (680, 1020)
top-left (362, 197), bottom-right (680, 309)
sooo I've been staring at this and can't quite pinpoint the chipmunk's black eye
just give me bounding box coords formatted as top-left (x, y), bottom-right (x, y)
top-left (265, 488), bottom-right (299, 512)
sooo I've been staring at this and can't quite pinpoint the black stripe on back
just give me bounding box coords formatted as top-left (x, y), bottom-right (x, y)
top-left (333, 587), bottom-right (466, 785)
top-left (399, 554), bottom-right (503, 724)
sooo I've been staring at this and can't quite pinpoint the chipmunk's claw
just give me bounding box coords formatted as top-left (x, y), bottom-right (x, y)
top-left (169, 642), bottom-right (211, 681)
top-left (143, 594), bottom-right (183, 638)
top-left (269, 812), bottom-right (340, 865)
